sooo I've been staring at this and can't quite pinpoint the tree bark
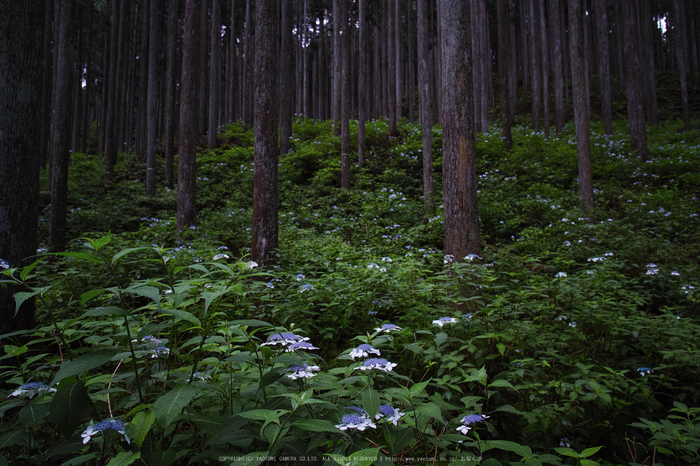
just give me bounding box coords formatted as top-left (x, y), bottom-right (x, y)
top-left (529, 0), bottom-right (541, 132)
top-left (538, 0), bottom-right (549, 137)
top-left (358, 0), bottom-right (366, 165)
top-left (251, 0), bottom-right (279, 265)
top-left (388, 0), bottom-right (398, 136)
top-left (497, 0), bottom-right (513, 149)
top-left (49, 0), bottom-right (75, 252)
top-left (177, 0), bottom-right (202, 231)
top-left (146, 0), bottom-right (159, 195)
top-left (164, 0), bottom-right (181, 188)
top-left (341, 0), bottom-right (351, 189)
top-left (208, 0), bottom-right (220, 148)
top-left (417, 0), bottom-right (434, 211)
top-left (279, 0), bottom-right (293, 155)
top-left (105, 0), bottom-right (121, 172)
top-left (548, 0), bottom-right (565, 132)
top-left (441, 0), bottom-right (480, 259)
top-left (137, 0), bottom-right (149, 159)
top-left (673, 0), bottom-right (691, 131)
top-left (0, 1), bottom-right (45, 338)
top-left (568, 0), bottom-right (594, 213)
top-left (593, 0), bottom-right (613, 135)
top-left (333, 0), bottom-right (341, 134)
top-left (622, 0), bottom-right (649, 158)
top-left (639, 0), bottom-right (658, 126)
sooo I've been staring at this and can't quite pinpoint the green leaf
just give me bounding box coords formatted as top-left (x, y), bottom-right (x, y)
top-left (409, 379), bottom-right (431, 397)
top-left (552, 447), bottom-right (579, 458)
top-left (105, 451), bottom-right (141, 466)
top-left (362, 388), bottom-right (381, 420)
top-left (291, 418), bottom-right (339, 432)
top-left (87, 234), bottom-right (112, 253)
top-left (579, 446), bottom-right (603, 458)
top-left (489, 379), bottom-right (515, 390)
top-left (82, 306), bottom-right (127, 317)
top-left (128, 410), bottom-right (156, 449)
top-left (19, 404), bottom-right (47, 426)
top-left (201, 289), bottom-right (229, 317)
top-left (238, 409), bottom-right (281, 422)
top-left (14, 286), bottom-right (51, 317)
top-left (52, 349), bottom-right (119, 385)
top-left (230, 319), bottom-right (273, 327)
top-left (110, 247), bottom-right (146, 266)
top-left (123, 285), bottom-right (161, 310)
top-left (496, 342), bottom-right (506, 356)
top-left (153, 385), bottom-right (197, 428)
top-left (58, 453), bottom-right (99, 466)
top-left (0, 430), bottom-right (26, 449)
top-left (80, 289), bottom-right (107, 308)
top-left (415, 402), bottom-right (445, 424)
top-left (486, 440), bottom-right (531, 457)
top-left (52, 251), bottom-right (102, 264)
top-left (19, 258), bottom-right (45, 282)
top-left (146, 450), bottom-right (175, 466)
top-left (50, 379), bottom-right (92, 437)
top-left (327, 447), bottom-right (381, 466)
top-left (160, 309), bottom-right (201, 326)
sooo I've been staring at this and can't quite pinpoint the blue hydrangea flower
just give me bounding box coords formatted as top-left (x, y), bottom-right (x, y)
top-left (356, 358), bottom-right (397, 372)
top-left (349, 344), bottom-right (381, 359)
top-left (374, 323), bottom-right (402, 333)
top-left (0, 258), bottom-right (9, 270)
top-left (81, 418), bottom-right (130, 444)
top-left (262, 332), bottom-right (310, 347)
top-left (286, 341), bottom-right (319, 352)
top-left (287, 363), bottom-right (320, 380)
top-left (432, 317), bottom-right (458, 327)
top-left (637, 367), bottom-right (653, 377)
top-left (8, 382), bottom-right (56, 398)
top-left (375, 404), bottom-right (405, 425)
top-left (336, 408), bottom-right (376, 431)
top-left (456, 413), bottom-right (490, 434)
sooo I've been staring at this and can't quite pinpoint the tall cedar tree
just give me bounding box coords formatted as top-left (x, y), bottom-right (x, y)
top-left (593, 0), bottom-right (613, 135)
top-left (164, 0), bottom-right (181, 188)
top-left (497, 0), bottom-right (513, 149)
top-left (199, 0), bottom-right (210, 136)
top-left (177, 0), bottom-right (202, 231)
top-left (568, 0), bottom-right (594, 213)
top-left (388, 0), bottom-right (398, 136)
top-left (49, 0), bottom-right (76, 252)
top-left (105, 0), bottom-right (121, 172)
top-left (208, 0), bottom-right (220, 149)
top-left (538, 0), bottom-right (549, 137)
top-left (0, 1), bottom-right (45, 338)
top-left (333, 0), bottom-right (341, 135)
top-left (146, 0), bottom-right (159, 196)
top-left (227, 0), bottom-right (236, 123)
top-left (279, 0), bottom-right (293, 155)
top-left (673, 0), bottom-right (690, 131)
top-left (549, 0), bottom-right (566, 132)
top-left (417, 0), bottom-right (434, 210)
top-left (357, 0), bottom-right (366, 165)
top-left (251, 0), bottom-right (279, 265)
top-left (441, 0), bottom-right (480, 259)
top-left (138, 0), bottom-right (149, 159)
top-left (622, 0), bottom-right (649, 160)
top-left (340, 0), bottom-right (351, 189)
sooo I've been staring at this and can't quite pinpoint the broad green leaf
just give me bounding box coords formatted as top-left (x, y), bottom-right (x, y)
top-left (14, 286), bottom-right (52, 317)
top-left (50, 379), bottom-right (92, 437)
top-left (19, 404), bottom-right (47, 426)
top-left (415, 402), bottom-right (445, 424)
top-left (111, 247), bottom-right (146, 266)
top-left (146, 449), bottom-right (175, 466)
top-left (82, 306), bottom-right (127, 317)
top-left (105, 451), bottom-right (141, 466)
top-left (291, 419), bottom-right (339, 432)
top-left (80, 289), bottom-right (107, 308)
top-left (238, 409), bottom-right (281, 422)
top-left (19, 258), bottom-right (45, 282)
top-left (496, 343), bottom-right (506, 356)
top-left (87, 234), bottom-right (112, 252)
top-left (0, 430), bottom-right (26, 449)
top-left (52, 251), bottom-right (102, 264)
top-left (409, 379), bottom-right (431, 397)
top-left (160, 309), bottom-right (201, 326)
top-left (327, 447), bottom-right (381, 466)
top-left (128, 410), bottom-right (156, 449)
top-left (489, 379), bottom-right (515, 390)
top-left (362, 388), bottom-right (381, 420)
top-left (552, 447), bottom-right (579, 458)
top-left (153, 385), bottom-right (197, 428)
top-left (580, 446), bottom-right (603, 458)
top-left (230, 319), bottom-right (273, 327)
top-left (201, 289), bottom-right (229, 317)
top-left (58, 453), bottom-right (99, 466)
top-left (52, 349), bottom-right (119, 385)
top-left (486, 440), bottom-right (531, 457)
top-left (123, 285), bottom-right (161, 310)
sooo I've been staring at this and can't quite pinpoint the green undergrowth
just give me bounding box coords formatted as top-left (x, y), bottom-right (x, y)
top-left (2, 118), bottom-right (700, 465)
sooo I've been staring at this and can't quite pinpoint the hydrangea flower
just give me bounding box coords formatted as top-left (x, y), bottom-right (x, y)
top-left (587, 257), bottom-right (606, 262)
top-left (646, 268), bottom-right (659, 275)
top-left (464, 254), bottom-right (482, 261)
top-left (555, 272), bottom-right (567, 278)
top-left (286, 341), bottom-right (319, 352)
top-left (335, 408), bottom-right (376, 431)
top-left (560, 437), bottom-right (571, 447)
top-left (672, 271), bottom-right (681, 276)
top-left (7, 382), bottom-right (56, 398)
top-left (349, 344), bottom-right (381, 359)
top-left (296, 274), bottom-right (305, 281)
top-left (646, 263), bottom-right (657, 268)
top-left (0, 259), bottom-right (9, 270)
top-left (374, 323), bottom-right (402, 333)
top-left (367, 263), bottom-right (380, 269)
top-left (266, 282), bottom-right (275, 289)
top-left (246, 261), bottom-right (258, 269)
top-left (356, 358), bottom-right (397, 372)
top-left (462, 313), bottom-right (473, 321)
top-left (287, 363), bottom-right (320, 380)
top-left (186, 372), bottom-right (211, 382)
top-left (637, 367), bottom-right (653, 377)
top-left (81, 418), bottom-right (130, 444)
top-left (212, 253), bottom-right (229, 261)
top-left (432, 317), bottom-right (458, 327)
top-left (682, 284), bottom-right (695, 293)
top-left (456, 413), bottom-right (490, 434)
top-left (375, 404), bottom-right (405, 425)
top-left (300, 283), bottom-right (314, 293)
top-left (381, 257), bottom-right (393, 262)
top-left (261, 332), bottom-right (310, 347)
top-left (444, 254), bottom-right (455, 264)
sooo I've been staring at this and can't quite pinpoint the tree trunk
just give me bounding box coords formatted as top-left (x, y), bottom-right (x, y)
top-left (358, 0), bottom-right (366, 165)
top-left (146, 0), bottom-right (159, 195)
top-left (40, 0), bottom-right (54, 169)
top-left (138, 0), bottom-right (149, 159)
top-left (673, 0), bottom-right (691, 131)
top-left (251, 0), bottom-right (279, 265)
top-left (549, 0), bottom-right (565, 132)
top-left (177, 0), bottom-right (202, 231)
top-left (640, 0), bottom-right (658, 126)
top-left (279, 0), bottom-right (293, 155)
top-left (538, 0), bottom-right (549, 137)
top-left (49, 0), bottom-right (75, 252)
top-left (105, 0), bottom-right (121, 172)
top-left (388, 0), bottom-right (398, 136)
top-left (568, 0), bottom-right (594, 213)
top-left (417, 0), bottom-right (434, 211)
top-left (441, 0), bottom-right (480, 259)
top-left (208, 0), bottom-right (220, 148)
top-left (407, 0), bottom-right (415, 122)
top-left (395, 0), bottom-right (402, 123)
top-left (228, 0), bottom-right (236, 123)
top-left (593, 0), bottom-right (613, 135)
top-left (0, 1), bottom-right (45, 338)
top-left (622, 0), bottom-right (649, 158)
top-left (497, 0), bottom-right (513, 149)
top-left (333, 0), bottom-right (341, 134)
top-left (164, 0), bottom-right (181, 188)
top-left (529, 0), bottom-right (541, 132)
top-left (341, 0), bottom-right (351, 188)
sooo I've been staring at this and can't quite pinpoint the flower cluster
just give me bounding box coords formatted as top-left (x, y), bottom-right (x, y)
top-left (637, 367), bottom-right (653, 377)
top-left (432, 317), bottom-right (458, 327)
top-left (356, 358), bottom-right (397, 372)
top-left (132, 335), bottom-right (170, 358)
top-left (456, 413), bottom-right (490, 435)
top-left (374, 323), bottom-right (402, 333)
top-left (335, 407), bottom-right (376, 431)
top-left (82, 418), bottom-right (130, 444)
top-left (349, 344), bottom-right (381, 359)
top-left (287, 363), bottom-right (320, 380)
top-left (261, 332), bottom-right (310, 347)
top-left (375, 404), bottom-right (405, 425)
top-left (7, 382), bottom-right (56, 398)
